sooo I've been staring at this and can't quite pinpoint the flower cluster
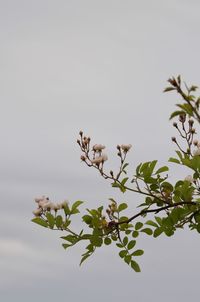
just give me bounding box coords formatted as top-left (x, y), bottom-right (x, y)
top-left (33, 196), bottom-right (68, 216)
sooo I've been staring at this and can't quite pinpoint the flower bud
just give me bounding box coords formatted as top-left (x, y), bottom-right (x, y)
top-left (184, 175), bottom-right (193, 183)
top-left (179, 114), bottom-right (186, 123)
top-left (80, 155), bottom-right (86, 161)
top-left (33, 208), bottom-right (43, 216)
top-left (121, 144), bottom-right (132, 153)
top-left (193, 148), bottom-right (200, 156)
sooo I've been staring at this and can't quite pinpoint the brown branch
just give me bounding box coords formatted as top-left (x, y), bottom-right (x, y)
top-left (116, 201), bottom-right (198, 225)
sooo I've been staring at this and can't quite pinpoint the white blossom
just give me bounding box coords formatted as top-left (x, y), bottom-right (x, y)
top-left (42, 202), bottom-right (54, 210)
top-left (92, 144), bottom-right (105, 152)
top-left (91, 153), bottom-right (108, 164)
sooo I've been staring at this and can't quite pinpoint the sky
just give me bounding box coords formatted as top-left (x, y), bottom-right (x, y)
top-left (1, 0), bottom-right (200, 301)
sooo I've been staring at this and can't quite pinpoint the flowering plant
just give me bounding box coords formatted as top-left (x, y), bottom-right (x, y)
top-left (32, 76), bottom-right (200, 272)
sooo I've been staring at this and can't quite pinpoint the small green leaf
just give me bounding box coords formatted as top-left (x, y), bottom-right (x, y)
top-left (169, 110), bottom-right (185, 120)
top-left (71, 200), bottom-right (84, 214)
top-left (163, 87), bottom-right (176, 92)
top-left (124, 255), bottom-right (132, 264)
top-left (55, 215), bottom-right (63, 228)
top-left (104, 237), bottom-right (112, 245)
top-left (82, 215), bottom-right (92, 225)
top-left (116, 243), bottom-right (123, 248)
top-left (145, 220), bottom-right (158, 228)
top-left (80, 253), bottom-right (91, 266)
top-left (118, 203), bottom-right (128, 212)
top-left (154, 227), bottom-right (163, 238)
top-left (121, 177), bottom-right (129, 186)
top-left (46, 212), bottom-right (55, 229)
top-left (132, 231), bottom-right (139, 238)
top-left (32, 217), bottom-right (48, 228)
top-left (168, 157), bottom-right (180, 164)
top-left (62, 243), bottom-right (71, 249)
top-left (131, 260), bottom-right (141, 272)
top-left (61, 235), bottom-right (76, 243)
top-left (119, 250), bottom-right (128, 258)
top-left (140, 228), bottom-right (153, 235)
top-left (127, 240), bottom-right (136, 250)
top-left (132, 249), bottom-right (144, 256)
top-left (135, 222), bottom-right (143, 230)
top-left (155, 166), bottom-right (169, 174)
top-left (123, 236), bottom-right (128, 246)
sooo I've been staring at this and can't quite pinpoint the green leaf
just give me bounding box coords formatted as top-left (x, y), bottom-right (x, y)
top-left (55, 215), bottom-right (63, 228)
top-left (116, 243), bottom-right (123, 248)
top-left (118, 203), bottom-right (128, 212)
top-left (140, 228), bottom-right (153, 235)
top-left (80, 253), bottom-right (91, 266)
top-left (135, 222), bottom-right (143, 230)
top-left (163, 87), bottom-right (176, 92)
top-left (136, 163), bottom-right (142, 175)
top-left (155, 166), bottom-right (169, 174)
top-left (82, 215), bottom-right (92, 225)
top-left (131, 260), bottom-right (141, 272)
top-left (104, 237), bottom-right (112, 245)
top-left (62, 243), bottom-right (71, 249)
top-left (168, 157), bottom-right (180, 164)
top-left (123, 236), bottom-right (128, 246)
top-left (121, 177), bottom-right (129, 186)
top-left (155, 216), bottom-right (163, 226)
top-left (71, 200), bottom-right (84, 214)
top-left (132, 249), bottom-right (144, 256)
top-left (119, 250), bottom-right (128, 258)
top-left (61, 235), bottom-right (76, 243)
top-left (124, 255), bottom-right (132, 264)
top-left (46, 212), bottom-right (55, 229)
top-left (127, 240), bottom-right (136, 250)
top-left (145, 220), bottom-right (158, 228)
top-left (153, 227), bottom-right (163, 238)
top-left (149, 160), bottom-right (157, 175)
top-left (132, 230), bottom-right (139, 238)
top-left (169, 110), bottom-right (185, 120)
top-left (32, 217), bottom-right (48, 228)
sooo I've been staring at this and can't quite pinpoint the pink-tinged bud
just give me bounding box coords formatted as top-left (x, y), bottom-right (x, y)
top-left (33, 208), bottom-right (43, 216)
top-left (171, 137), bottom-right (176, 142)
top-left (121, 144), bottom-right (132, 153)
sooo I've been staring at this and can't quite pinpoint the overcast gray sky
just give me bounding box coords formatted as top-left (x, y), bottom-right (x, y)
top-left (1, 0), bottom-right (200, 301)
